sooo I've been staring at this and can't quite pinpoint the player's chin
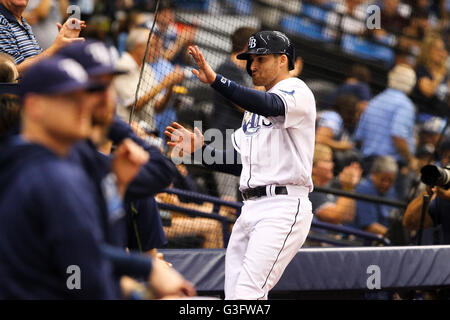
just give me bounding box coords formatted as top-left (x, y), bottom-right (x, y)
top-left (252, 76), bottom-right (264, 87)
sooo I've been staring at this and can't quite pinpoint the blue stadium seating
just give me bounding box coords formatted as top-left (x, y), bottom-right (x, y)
top-left (341, 34), bottom-right (395, 66)
top-left (301, 3), bottom-right (329, 23)
top-left (172, 0), bottom-right (252, 14)
top-left (172, 0), bottom-right (211, 11)
top-left (227, 0), bottom-right (253, 15)
top-left (281, 15), bottom-right (335, 42)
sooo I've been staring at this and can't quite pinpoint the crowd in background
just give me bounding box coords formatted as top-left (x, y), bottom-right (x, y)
top-left (0, 0), bottom-right (449, 301)
top-left (1, 0), bottom-right (450, 248)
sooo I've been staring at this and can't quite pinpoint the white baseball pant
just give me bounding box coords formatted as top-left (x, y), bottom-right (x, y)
top-left (224, 186), bottom-right (313, 300)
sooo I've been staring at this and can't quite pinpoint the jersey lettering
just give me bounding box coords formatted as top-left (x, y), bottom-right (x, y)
top-left (242, 112), bottom-right (273, 136)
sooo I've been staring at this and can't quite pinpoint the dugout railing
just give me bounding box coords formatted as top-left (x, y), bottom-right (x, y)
top-left (158, 187), bottom-right (392, 248)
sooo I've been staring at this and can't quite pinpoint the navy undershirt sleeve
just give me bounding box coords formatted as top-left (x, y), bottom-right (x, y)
top-left (211, 74), bottom-right (285, 117)
top-left (200, 144), bottom-right (242, 176)
top-left (101, 244), bottom-right (152, 279)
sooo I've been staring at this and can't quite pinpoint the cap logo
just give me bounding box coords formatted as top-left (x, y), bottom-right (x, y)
top-left (59, 59), bottom-right (88, 83)
top-left (85, 43), bottom-right (111, 66)
top-left (248, 36), bottom-right (257, 49)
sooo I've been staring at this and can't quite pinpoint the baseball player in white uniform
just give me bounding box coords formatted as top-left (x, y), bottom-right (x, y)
top-left (165, 31), bottom-right (316, 300)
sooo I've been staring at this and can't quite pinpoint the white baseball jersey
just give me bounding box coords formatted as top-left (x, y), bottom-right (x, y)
top-left (231, 77), bottom-right (316, 192)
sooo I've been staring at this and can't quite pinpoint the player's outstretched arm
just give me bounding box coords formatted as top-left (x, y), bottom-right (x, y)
top-left (188, 45), bottom-right (285, 118)
top-left (165, 122), bottom-right (242, 176)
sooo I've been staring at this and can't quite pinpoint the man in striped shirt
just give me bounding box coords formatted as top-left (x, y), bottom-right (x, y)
top-left (0, 0), bottom-right (85, 73)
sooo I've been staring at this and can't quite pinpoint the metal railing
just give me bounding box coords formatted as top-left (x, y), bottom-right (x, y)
top-left (158, 187), bottom-right (391, 247)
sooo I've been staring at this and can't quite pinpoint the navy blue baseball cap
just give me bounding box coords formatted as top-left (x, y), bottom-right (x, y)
top-left (57, 40), bottom-right (127, 77)
top-left (9, 55), bottom-right (103, 97)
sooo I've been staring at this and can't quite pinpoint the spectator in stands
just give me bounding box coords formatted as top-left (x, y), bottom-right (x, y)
top-left (403, 184), bottom-right (450, 245)
top-left (156, 191), bottom-right (226, 249)
top-left (116, 10), bottom-right (147, 55)
top-left (316, 93), bottom-right (360, 151)
top-left (0, 52), bottom-right (18, 82)
top-left (349, 156), bottom-right (399, 236)
top-left (378, 0), bottom-right (410, 35)
top-left (0, 0), bottom-right (85, 73)
top-left (0, 53), bottom-right (19, 139)
top-left (334, 0), bottom-right (370, 35)
top-left (152, 0), bottom-right (195, 65)
top-left (419, 116), bottom-right (447, 148)
top-left (310, 144), bottom-right (362, 224)
top-left (324, 63), bottom-right (372, 115)
top-left (113, 28), bottom-right (184, 129)
top-left (400, 1), bottom-right (431, 62)
top-left (354, 63), bottom-right (418, 175)
top-left (438, 138), bottom-right (450, 167)
top-left (23, 0), bottom-right (68, 50)
top-left (412, 33), bottom-right (450, 121)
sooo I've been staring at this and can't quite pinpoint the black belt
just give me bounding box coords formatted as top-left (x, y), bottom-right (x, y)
top-left (242, 186), bottom-right (288, 201)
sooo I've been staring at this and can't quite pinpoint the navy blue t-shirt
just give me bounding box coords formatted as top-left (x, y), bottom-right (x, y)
top-left (348, 178), bottom-right (397, 230)
top-left (412, 65), bottom-right (449, 118)
top-left (125, 197), bottom-right (167, 252)
top-left (428, 196), bottom-right (450, 244)
top-left (0, 138), bottom-right (117, 299)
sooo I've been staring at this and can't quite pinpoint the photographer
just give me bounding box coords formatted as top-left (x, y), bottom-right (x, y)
top-left (403, 183), bottom-right (450, 245)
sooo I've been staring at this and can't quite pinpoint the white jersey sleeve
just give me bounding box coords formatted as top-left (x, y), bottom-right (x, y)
top-left (268, 78), bottom-right (316, 129)
top-left (231, 128), bottom-right (243, 154)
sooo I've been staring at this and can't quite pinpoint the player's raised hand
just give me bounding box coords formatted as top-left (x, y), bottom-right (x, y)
top-left (164, 122), bottom-right (204, 157)
top-left (188, 45), bottom-right (216, 84)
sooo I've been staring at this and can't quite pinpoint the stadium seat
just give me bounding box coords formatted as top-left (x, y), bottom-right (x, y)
top-left (226, 0), bottom-right (253, 15)
top-left (281, 15), bottom-right (334, 42)
top-left (341, 34), bottom-right (395, 66)
top-left (172, 0), bottom-right (211, 11)
top-left (301, 3), bottom-right (329, 23)
top-left (177, 13), bottom-right (261, 36)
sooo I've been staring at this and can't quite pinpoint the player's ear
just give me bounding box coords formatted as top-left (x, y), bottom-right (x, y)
top-left (279, 54), bottom-right (288, 71)
top-left (23, 94), bottom-right (43, 122)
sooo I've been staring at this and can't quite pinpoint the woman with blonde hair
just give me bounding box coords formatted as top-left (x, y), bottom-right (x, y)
top-left (412, 33), bottom-right (449, 122)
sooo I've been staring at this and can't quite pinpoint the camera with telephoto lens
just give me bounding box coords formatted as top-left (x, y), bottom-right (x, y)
top-left (420, 164), bottom-right (450, 189)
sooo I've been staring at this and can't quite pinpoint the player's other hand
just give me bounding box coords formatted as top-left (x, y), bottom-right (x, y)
top-left (149, 257), bottom-right (197, 299)
top-left (112, 138), bottom-right (150, 195)
top-left (187, 45), bottom-right (216, 84)
top-left (164, 122), bottom-right (204, 157)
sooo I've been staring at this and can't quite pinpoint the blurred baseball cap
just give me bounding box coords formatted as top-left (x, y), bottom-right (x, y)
top-left (57, 40), bottom-right (127, 77)
top-left (421, 117), bottom-right (446, 135)
top-left (6, 56), bottom-right (104, 97)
